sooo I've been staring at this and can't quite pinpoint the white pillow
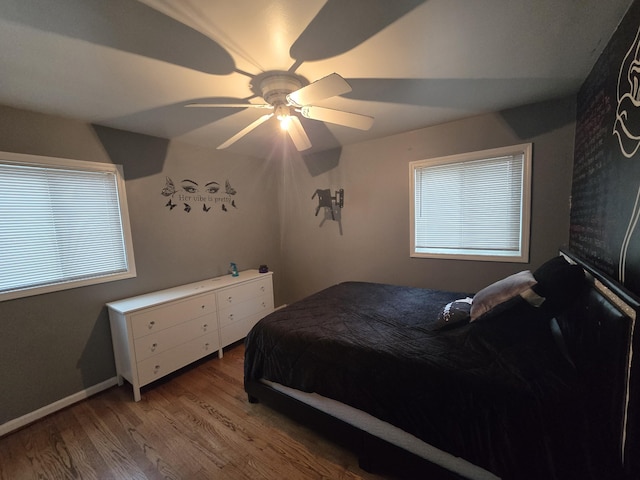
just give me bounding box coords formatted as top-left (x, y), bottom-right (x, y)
top-left (470, 270), bottom-right (538, 322)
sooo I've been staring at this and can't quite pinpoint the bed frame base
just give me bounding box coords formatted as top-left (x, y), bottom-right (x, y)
top-left (245, 380), bottom-right (466, 480)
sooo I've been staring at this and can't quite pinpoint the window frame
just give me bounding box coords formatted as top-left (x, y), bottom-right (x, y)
top-left (0, 151), bottom-right (136, 301)
top-left (409, 143), bottom-right (532, 263)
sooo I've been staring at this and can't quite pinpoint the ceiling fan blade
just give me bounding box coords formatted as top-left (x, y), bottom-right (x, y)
top-left (287, 73), bottom-right (352, 106)
top-left (300, 106), bottom-right (374, 131)
top-left (287, 116), bottom-right (312, 151)
top-left (217, 113), bottom-right (273, 149)
top-left (186, 103), bottom-right (271, 109)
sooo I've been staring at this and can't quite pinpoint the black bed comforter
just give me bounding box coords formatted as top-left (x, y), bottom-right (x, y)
top-left (244, 282), bottom-right (596, 480)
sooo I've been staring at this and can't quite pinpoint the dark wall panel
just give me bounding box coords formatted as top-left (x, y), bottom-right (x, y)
top-left (570, 0), bottom-right (640, 294)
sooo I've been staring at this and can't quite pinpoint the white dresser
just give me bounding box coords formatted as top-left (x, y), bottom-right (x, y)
top-left (107, 270), bottom-right (274, 401)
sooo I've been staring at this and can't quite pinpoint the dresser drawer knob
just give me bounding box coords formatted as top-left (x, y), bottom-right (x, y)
top-left (227, 296), bottom-right (233, 302)
top-left (261, 286), bottom-right (265, 292)
top-left (261, 301), bottom-right (266, 308)
top-left (204, 342), bottom-right (210, 350)
top-left (148, 321), bottom-right (155, 329)
top-left (201, 305), bottom-right (205, 309)
top-left (151, 343), bottom-right (158, 352)
top-left (202, 323), bottom-right (208, 331)
top-left (228, 313), bottom-right (234, 320)
top-left (153, 365), bottom-right (161, 373)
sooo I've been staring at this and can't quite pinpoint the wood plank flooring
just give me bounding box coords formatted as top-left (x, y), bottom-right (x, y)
top-left (0, 342), bottom-right (393, 480)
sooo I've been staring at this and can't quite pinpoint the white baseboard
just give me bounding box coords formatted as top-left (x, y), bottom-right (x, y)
top-left (0, 377), bottom-right (119, 437)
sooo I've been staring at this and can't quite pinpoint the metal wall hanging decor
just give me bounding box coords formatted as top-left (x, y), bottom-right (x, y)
top-left (312, 188), bottom-right (344, 220)
top-left (312, 188), bottom-right (344, 235)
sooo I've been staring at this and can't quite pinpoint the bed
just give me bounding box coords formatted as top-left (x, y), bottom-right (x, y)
top-left (244, 249), bottom-right (639, 480)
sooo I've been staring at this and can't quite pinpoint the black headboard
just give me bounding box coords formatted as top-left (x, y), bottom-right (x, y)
top-left (559, 248), bottom-right (639, 480)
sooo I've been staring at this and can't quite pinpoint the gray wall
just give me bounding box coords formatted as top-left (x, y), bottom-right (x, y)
top-left (0, 94), bottom-right (576, 426)
top-left (0, 105), bottom-right (282, 424)
top-left (279, 96), bottom-right (577, 304)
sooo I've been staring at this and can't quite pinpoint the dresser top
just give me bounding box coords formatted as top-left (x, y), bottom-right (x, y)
top-left (106, 269), bottom-right (272, 313)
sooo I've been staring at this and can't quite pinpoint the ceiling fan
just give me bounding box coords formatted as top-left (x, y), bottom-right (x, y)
top-left (186, 73), bottom-right (374, 151)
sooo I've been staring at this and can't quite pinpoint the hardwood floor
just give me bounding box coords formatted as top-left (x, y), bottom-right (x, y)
top-left (0, 342), bottom-right (393, 480)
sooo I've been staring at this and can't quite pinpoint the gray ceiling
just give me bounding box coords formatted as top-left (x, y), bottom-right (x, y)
top-left (0, 0), bottom-right (634, 158)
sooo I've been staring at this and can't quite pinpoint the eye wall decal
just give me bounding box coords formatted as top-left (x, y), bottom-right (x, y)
top-left (160, 176), bottom-right (237, 214)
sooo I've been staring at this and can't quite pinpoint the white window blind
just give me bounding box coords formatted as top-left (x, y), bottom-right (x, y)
top-left (410, 144), bottom-right (531, 262)
top-left (0, 152), bottom-right (136, 301)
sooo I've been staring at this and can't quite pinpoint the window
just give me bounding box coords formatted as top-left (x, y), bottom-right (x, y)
top-left (0, 151), bottom-right (136, 301)
top-left (410, 144), bottom-right (532, 262)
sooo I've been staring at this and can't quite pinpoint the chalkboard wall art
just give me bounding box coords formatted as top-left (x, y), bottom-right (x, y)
top-left (570, 0), bottom-right (640, 295)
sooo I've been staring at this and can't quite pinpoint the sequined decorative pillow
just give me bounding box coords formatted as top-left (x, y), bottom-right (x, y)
top-left (433, 297), bottom-right (473, 330)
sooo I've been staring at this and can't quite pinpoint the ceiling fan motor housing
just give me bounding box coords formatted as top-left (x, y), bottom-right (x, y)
top-left (260, 74), bottom-right (303, 106)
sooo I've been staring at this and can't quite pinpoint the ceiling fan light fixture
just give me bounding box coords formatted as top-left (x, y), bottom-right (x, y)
top-left (275, 104), bottom-right (291, 130)
top-left (279, 116), bottom-right (292, 131)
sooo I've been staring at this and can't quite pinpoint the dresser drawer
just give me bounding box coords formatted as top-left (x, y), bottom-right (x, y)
top-left (137, 331), bottom-right (220, 387)
top-left (131, 293), bottom-right (216, 339)
top-left (218, 293), bottom-right (274, 328)
top-left (133, 313), bottom-right (216, 362)
top-left (217, 277), bottom-right (272, 307)
top-left (220, 310), bottom-right (270, 346)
